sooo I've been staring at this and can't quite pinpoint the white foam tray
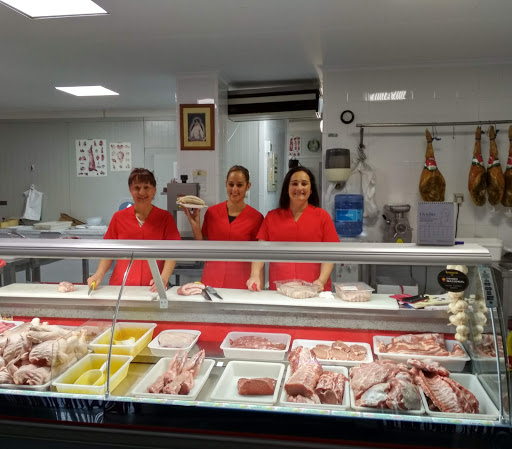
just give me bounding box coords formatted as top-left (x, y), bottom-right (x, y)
top-left (148, 329), bottom-right (201, 357)
top-left (419, 373), bottom-right (499, 420)
top-left (349, 384), bottom-right (425, 415)
top-left (220, 331), bottom-right (291, 361)
top-left (0, 320), bottom-right (25, 334)
top-left (131, 357), bottom-right (215, 400)
top-left (373, 335), bottom-right (470, 372)
top-left (210, 360), bottom-right (285, 405)
top-left (279, 365), bottom-right (350, 410)
top-left (291, 339), bottom-right (373, 366)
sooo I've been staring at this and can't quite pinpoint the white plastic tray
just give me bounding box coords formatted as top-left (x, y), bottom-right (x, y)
top-left (0, 319), bottom-right (25, 334)
top-left (131, 357), bottom-right (215, 400)
top-left (220, 332), bottom-right (291, 361)
top-left (291, 339), bottom-right (373, 366)
top-left (34, 221), bottom-right (72, 231)
top-left (210, 360), bottom-right (285, 405)
top-left (373, 335), bottom-right (470, 372)
top-left (148, 329), bottom-right (201, 357)
top-left (419, 373), bottom-right (499, 420)
top-left (279, 365), bottom-right (350, 410)
top-left (349, 384), bottom-right (425, 415)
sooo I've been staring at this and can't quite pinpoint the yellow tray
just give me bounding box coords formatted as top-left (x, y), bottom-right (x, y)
top-left (88, 322), bottom-right (157, 357)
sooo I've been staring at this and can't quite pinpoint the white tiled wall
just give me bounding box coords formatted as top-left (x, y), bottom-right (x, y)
top-left (323, 63), bottom-right (512, 246)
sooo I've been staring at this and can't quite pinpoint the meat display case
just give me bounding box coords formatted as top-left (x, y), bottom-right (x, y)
top-left (0, 238), bottom-right (510, 449)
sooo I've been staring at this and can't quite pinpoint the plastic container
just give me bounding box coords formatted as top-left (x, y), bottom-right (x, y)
top-left (419, 373), bottom-right (499, 420)
top-left (131, 357), bottom-right (215, 400)
top-left (89, 322), bottom-right (157, 357)
top-left (290, 339), bottom-right (373, 366)
top-left (274, 279), bottom-right (319, 299)
top-left (334, 282), bottom-right (374, 302)
top-left (373, 336), bottom-right (470, 372)
top-left (52, 353), bottom-right (133, 395)
top-left (34, 221), bottom-right (72, 231)
top-left (349, 384), bottom-right (425, 415)
top-left (279, 365), bottom-right (350, 410)
top-left (0, 319), bottom-right (25, 334)
top-left (334, 194), bottom-right (363, 237)
top-left (220, 331), bottom-right (291, 361)
top-left (210, 360), bottom-right (285, 405)
top-left (148, 329), bottom-right (201, 357)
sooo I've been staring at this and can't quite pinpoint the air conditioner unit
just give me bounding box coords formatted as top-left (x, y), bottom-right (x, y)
top-left (228, 84), bottom-right (320, 122)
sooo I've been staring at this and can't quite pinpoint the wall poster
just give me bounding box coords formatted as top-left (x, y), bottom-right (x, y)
top-left (76, 139), bottom-right (107, 177)
top-left (110, 142), bottom-right (132, 172)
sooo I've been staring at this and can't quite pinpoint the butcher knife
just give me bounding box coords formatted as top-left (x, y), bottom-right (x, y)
top-left (88, 281), bottom-right (96, 296)
top-left (205, 286), bottom-right (223, 300)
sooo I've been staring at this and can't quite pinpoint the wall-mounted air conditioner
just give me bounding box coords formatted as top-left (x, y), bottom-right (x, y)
top-left (228, 84), bottom-right (320, 122)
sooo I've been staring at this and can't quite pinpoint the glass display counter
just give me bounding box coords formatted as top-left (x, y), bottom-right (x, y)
top-left (0, 239), bottom-right (510, 449)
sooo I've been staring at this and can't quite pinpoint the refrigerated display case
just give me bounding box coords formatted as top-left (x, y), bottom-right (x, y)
top-left (0, 238), bottom-right (510, 449)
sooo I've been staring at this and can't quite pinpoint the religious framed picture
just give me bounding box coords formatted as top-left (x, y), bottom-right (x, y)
top-left (179, 104), bottom-right (215, 150)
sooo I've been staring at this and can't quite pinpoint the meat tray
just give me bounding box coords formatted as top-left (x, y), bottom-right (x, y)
top-left (349, 384), bottom-right (426, 415)
top-left (130, 357), bottom-right (215, 400)
top-left (465, 341), bottom-right (504, 374)
top-left (147, 329), bottom-right (201, 357)
top-left (52, 353), bottom-right (133, 395)
top-left (89, 322), bottom-right (157, 358)
top-left (33, 221), bottom-right (72, 231)
top-left (279, 365), bottom-right (350, 410)
top-left (220, 332), bottom-right (291, 361)
top-left (210, 360), bottom-right (285, 405)
top-left (0, 319), bottom-right (25, 333)
top-left (373, 336), bottom-right (470, 372)
top-left (291, 339), bottom-right (373, 367)
top-left (418, 373), bottom-right (499, 420)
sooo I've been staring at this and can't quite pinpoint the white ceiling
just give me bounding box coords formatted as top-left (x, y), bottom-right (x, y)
top-left (1, 0), bottom-right (512, 116)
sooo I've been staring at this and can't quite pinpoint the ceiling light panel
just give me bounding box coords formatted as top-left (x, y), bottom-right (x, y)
top-left (55, 86), bottom-right (119, 96)
top-left (0, 0), bottom-right (107, 19)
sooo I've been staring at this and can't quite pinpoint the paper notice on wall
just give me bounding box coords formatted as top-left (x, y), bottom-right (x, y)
top-left (192, 169), bottom-right (208, 194)
top-left (110, 142), bottom-right (132, 172)
top-left (76, 139), bottom-right (107, 177)
top-left (288, 136), bottom-right (301, 158)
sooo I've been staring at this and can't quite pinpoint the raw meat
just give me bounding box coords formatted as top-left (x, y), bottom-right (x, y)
top-left (468, 126), bottom-right (487, 206)
top-left (311, 344), bottom-right (330, 359)
top-left (407, 358), bottom-right (450, 377)
top-left (358, 382), bottom-right (390, 407)
top-left (237, 377), bottom-right (277, 395)
top-left (158, 332), bottom-right (196, 348)
top-left (277, 281), bottom-right (318, 299)
top-left (376, 333), bottom-right (463, 357)
top-left (285, 363), bottom-right (323, 397)
top-left (385, 372), bottom-right (421, 411)
top-left (314, 371), bottom-right (347, 405)
top-left (419, 129), bottom-right (446, 202)
top-left (502, 125), bottom-right (512, 207)
top-left (472, 334), bottom-right (504, 358)
top-left (0, 367), bottom-right (13, 384)
top-left (0, 322), bottom-right (16, 334)
top-left (177, 282), bottom-right (205, 296)
top-left (288, 346), bottom-right (316, 374)
top-left (13, 364), bottom-right (51, 385)
top-left (229, 336), bottom-right (286, 351)
top-left (287, 394), bottom-right (321, 404)
top-left (176, 195), bottom-right (206, 206)
top-left (57, 281), bottom-right (75, 293)
top-left (487, 126), bottom-right (505, 205)
top-left (313, 341), bottom-right (368, 361)
top-left (350, 360), bottom-right (403, 400)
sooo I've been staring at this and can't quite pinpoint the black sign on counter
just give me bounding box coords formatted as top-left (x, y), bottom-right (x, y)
top-left (437, 269), bottom-right (469, 292)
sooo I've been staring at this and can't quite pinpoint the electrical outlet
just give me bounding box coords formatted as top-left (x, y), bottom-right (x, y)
top-left (454, 193), bottom-right (464, 204)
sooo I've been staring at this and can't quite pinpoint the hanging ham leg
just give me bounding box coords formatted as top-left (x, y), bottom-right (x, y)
top-left (501, 125), bottom-right (512, 207)
top-left (419, 129), bottom-right (446, 201)
top-left (468, 126), bottom-right (486, 206)
top-left (486, 126), bottom-right (505, 205)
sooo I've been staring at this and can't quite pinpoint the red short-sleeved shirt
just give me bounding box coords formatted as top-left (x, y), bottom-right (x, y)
top-left (104, 206), bottom-right (180, 286)
top-left (201, 201), bottom-right (263, 288)
top-left (257, 204), bottom-right (339, 291)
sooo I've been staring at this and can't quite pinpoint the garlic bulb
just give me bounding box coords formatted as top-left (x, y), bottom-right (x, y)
top-left (474, 325), bottom-right (484, 334)
top-left (472, 333), bottom-right (483, 344)
top-left (473, 300), bottom-right (487, 313)
top-left (449, 312), bottom-right (468, 326)
top-left (474, 312), bottom-right (487, 326)
top-left (455, 332), bottom-right (468, 342)
top-left (448, 291), bottom-right (464, 301)
top-left (456, 324), bottom-right (469, 335)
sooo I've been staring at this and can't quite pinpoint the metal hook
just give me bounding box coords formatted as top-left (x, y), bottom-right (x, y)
top-left (452, 125), bottom-right (455, 140)
top-left (358, 127), bottom-right (367, 162)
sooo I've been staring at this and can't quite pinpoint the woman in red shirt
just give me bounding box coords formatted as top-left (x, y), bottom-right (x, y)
top-left (87, 168), bottom-right (180, 291)
top-left (184, 165), bottom-right (263, 289)
top-left (247, 166), bottom-right (339, 292)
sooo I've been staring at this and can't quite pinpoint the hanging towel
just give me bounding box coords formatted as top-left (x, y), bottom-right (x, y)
top-left (21, 184), bottom-right (43, 221)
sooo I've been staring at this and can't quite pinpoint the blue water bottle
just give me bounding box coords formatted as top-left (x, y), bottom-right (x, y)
top-left (335, 194), bottom-right (364, 237)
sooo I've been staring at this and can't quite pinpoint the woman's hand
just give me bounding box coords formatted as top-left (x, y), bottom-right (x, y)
top-left (247, 277), bottom-right (262, 291)
top-left (149, 278), bottom-right (168, 293)
top-left (183, 207), bottom-right (201, 226)
top-left (313, 279), bottom-right (325, 292)
top-left (87, 274), bottom-right (103, 289)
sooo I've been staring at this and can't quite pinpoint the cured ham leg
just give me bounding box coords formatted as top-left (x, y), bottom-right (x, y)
top-left (468, 126), bottom-right (486, 206)
top-left (419, 129), bottom-right (446, 201)
top-left (486, 126), bottom-right (505, 205)
top-left (502, 125), bottom-right (512, 207)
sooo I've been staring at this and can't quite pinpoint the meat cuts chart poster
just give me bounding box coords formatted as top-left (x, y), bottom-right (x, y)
top-left (110, 142), bottom-right (132, 172)
top-left (76, 139), bottom-right (107, 177)
top-left (288, 136), bottom-right (301, 158)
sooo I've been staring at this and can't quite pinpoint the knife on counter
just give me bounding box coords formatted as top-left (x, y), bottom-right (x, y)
top-left (202, 286), bottom-right (223, 300)
top-left (88, 281), bottom-right (96, 296)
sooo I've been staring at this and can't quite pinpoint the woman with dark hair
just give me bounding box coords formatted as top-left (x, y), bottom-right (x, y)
top-left (184, 165), bottom-right (263, 288)
top-left (87, 168), bottom-right (180, 291)
top-left (247, 166), bottom-right (338, 292)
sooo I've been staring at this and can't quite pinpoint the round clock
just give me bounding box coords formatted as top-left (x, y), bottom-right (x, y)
top-left (340, 109), bottom-right (355, 124)
top-left (307, 139), bottom-right (321, 152)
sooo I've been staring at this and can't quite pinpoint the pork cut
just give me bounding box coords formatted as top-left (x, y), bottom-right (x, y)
top-left (158, 332), bottom-right (196, 348)
top-left (502, 125), bottom-right (512, 207)
top-left (419, 129), bottom-right (446, 202)
top-left (376, 333), bottom-right (462, 357)
top-left (487, 126), bottom-right (505, 205)
top-left (350, 359), bottom-right (403, 400)
top-left (57, 281), bottom-right (76, 293)
top-left (468, 126), bottom-right (487, 206)
top-left (237, 377), bottom-right (277, 395)
top-left (177, 282), bottom-right (205, 296)
top-left (285, 363), bottom-right (323, 397)
top-left (286, 394), bottom-right (321, 404)
top-left (314, 371), bottom-right (347, 405)
top-left (229, 336), bottom-right (286, 351)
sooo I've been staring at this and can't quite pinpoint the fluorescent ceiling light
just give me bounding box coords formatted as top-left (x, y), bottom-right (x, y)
top-left (55, 86), bottom-right (118, 96)
top-left (0, 0), bottom-right (107, 19)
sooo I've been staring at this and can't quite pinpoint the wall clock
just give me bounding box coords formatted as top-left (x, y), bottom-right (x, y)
top-left (307, 139), bottom-right (320, 152)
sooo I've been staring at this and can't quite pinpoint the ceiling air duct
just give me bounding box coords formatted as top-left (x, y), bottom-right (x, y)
top-left (228, 83), bottom-right (320, 122)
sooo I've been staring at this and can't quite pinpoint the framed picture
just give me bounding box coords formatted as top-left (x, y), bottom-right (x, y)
top-left (179, 104), bottom-right (215, 151)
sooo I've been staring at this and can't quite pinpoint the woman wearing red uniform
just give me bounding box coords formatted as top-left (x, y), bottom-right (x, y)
top-left (87, 168), bottom-right (180, 291)
top-left (184, 165), bottom-right (263, 289)
top-left (247, 166), bottom-right (339, 292)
